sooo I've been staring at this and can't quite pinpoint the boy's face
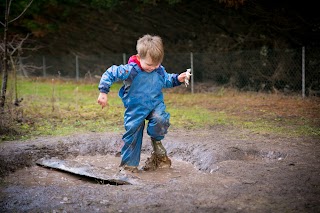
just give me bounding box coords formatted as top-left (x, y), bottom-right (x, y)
top-left (138, 54), bottom-right (160, 72)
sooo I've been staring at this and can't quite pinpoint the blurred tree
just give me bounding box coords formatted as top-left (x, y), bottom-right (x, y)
top-left (0, 0), bottom-right (247, 37)
top-left (0, 0), bottom-right (33, 109)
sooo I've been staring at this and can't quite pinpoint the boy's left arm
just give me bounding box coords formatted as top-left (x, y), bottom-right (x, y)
top-left (163, 69), bottom-right (189, 88)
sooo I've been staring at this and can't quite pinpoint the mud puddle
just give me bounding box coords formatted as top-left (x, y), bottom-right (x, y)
top-left (1, 131), bottom-right (319, 213)
top-left (2, 154), bottom-right (203, 187)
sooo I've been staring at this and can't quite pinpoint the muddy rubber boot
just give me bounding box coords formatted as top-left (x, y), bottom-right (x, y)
top-left (143, 139), bottom-right (172, 171)
top-left (151, 139), bottom-right (167, 157)
top-left (151, 139), bottom-right (172, 169)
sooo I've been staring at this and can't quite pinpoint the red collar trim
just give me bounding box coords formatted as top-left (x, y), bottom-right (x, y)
top-left (128, 55), bottom-right (142, 69)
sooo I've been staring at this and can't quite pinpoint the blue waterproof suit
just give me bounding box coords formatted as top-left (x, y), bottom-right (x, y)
top-left (98, 57), bottom-right (181, 167)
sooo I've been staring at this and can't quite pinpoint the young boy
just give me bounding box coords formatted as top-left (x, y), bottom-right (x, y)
top-left (97, 34), bottom-right (190, 172)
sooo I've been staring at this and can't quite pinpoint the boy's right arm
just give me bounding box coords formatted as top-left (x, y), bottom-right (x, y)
top-left (98, 64), bottom-right (131, 94)
top-left (97, 92), bottom-right (108, 109)
top-left (97, 64), bottom-right (131, 109)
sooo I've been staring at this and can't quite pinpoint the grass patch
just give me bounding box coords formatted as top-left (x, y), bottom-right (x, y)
top-left (168, 107), bottom-right (230, 129)
top-left (1, 77), bottom-right (319, 141)
top-left (165, 91), bottom-right (320, 137)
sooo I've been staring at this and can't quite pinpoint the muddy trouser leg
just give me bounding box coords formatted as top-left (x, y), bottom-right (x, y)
top-left (120, 108), bottom-right (148, 167)
top-left (144, 103), bottom-right (172, 170)
top-left (146, 102), bottom-right (170, 142)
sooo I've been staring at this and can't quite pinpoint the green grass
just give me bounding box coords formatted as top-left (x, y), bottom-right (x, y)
top-left (165, 92), bottom-right (320, 137)
top-left (1, 77), bottom-right (319, 141)
top-left (168, 107), bottom-right (230, 128)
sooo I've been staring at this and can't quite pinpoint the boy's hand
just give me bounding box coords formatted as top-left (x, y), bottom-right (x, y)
top-left (97, 93), bottom-right (108, 109)
top-left (178, 72), bottom-right (188, 82)
top-left (178, 68), bottom-right (192, 87)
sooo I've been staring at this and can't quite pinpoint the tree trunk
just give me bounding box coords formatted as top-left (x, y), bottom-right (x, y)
top-left (0, 0), bottom-right (9, 109)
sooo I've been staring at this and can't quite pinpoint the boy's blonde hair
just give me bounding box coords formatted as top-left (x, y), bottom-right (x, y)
top-left (136, 34), bottom-right (164, 64)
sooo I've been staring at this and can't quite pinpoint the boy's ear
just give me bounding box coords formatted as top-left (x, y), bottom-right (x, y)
top-left (136, 54), bottom-right (141, 61)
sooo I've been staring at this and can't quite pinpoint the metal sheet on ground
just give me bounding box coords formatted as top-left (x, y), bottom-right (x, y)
top-left (36, 158), bottom-right (133, 185)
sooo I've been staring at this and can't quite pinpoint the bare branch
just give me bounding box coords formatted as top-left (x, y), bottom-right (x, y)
top-left (1, 34), bottom-right (39, 56)
top-left (8, 34), bottom-right (30, 56)
top-left (21, 64), bottom-right (44, 70)
top-left (22, 46), bottom-right (43, 52)
top-left (18, 56), bottom-right (44, 77)
top-left (0, 43), bottom-right (4, 52)
top-left (9, 0), bottom-right (34, 24)
top-left (8, 0), bottom-right (12, 17)
top-left (0, 21), bottom-right (4, 27)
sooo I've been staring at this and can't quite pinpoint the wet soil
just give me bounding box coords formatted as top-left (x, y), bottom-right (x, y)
top-left (0, 128), bottom-right (319, 213)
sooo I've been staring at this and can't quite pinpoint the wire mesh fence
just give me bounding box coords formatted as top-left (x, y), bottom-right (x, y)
top-left (14, 47), bottom-right (320, 97)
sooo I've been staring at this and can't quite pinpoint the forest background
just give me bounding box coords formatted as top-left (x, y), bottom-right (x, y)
top-left (1, 0), bottom-right (319, 91)
top-left (0, 0), bottom-right (319, 140)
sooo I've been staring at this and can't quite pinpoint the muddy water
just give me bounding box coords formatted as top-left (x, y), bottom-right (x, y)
top-left (3, 154), bottom-right (203, 187)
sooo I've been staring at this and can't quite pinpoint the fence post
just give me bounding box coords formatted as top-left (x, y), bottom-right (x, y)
top-left (76, 55), bottom-right (79, 81)
top-left (42, 56), bottom-right (46, 77)
top-left (123, 53), bottom-right (126, 65)
top-left (190, 52), bottom-right (194, 94)
top-left (302, 46), bottom-right (305, 98)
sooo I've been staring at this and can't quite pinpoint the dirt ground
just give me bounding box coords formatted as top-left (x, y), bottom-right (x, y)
top-left (0, 127), bottom-right (319, 213)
